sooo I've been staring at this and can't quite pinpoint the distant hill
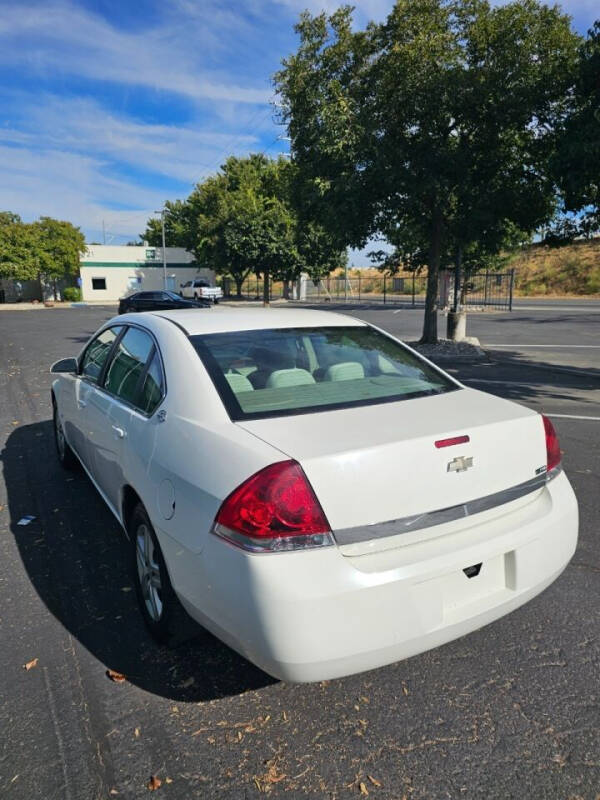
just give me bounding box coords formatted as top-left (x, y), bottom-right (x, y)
top-left (510, 239), bottom-right (600, 296)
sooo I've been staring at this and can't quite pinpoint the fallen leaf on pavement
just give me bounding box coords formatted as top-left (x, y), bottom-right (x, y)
top-left (359, 782), bottom-right (369, 796)
top-left (23, 658), bottom-right (38, 671)
top-left (134, 727), bottom-right (140, 738)
top-left (106, 669), bottom-right (127, 683)
top-left (368, 775), bottom-right (382, 787)
top-left (109, 790), bottom-right (119, 796)
top-left (147, 775), bottom-right (162, 791)
top-left (165, 778), bottom-right (173, 784)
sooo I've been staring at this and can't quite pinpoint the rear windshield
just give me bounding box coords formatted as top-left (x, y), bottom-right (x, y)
top-left (190, 326), bottom-right (457, 420)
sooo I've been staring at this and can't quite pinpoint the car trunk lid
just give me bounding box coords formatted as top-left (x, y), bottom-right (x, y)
top-left (237, 388), bottom-right (547, 555)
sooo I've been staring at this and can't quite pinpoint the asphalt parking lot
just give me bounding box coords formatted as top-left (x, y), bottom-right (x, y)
top-left (1, 303), bottom-right (599, 800)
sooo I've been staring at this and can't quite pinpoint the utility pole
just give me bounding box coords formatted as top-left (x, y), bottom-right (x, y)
top-left (155, 209), bottom-right (168, 289)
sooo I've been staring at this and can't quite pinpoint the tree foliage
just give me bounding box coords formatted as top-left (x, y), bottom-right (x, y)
top-left (0, 212), bottom-right (38, 281)
top-left (275, 0), bottom-right (580, 341)
top-left (0, 212), bottom-right (85, 297)
top-left (144, 154), bottom-right (345, 300)
top-left (550, 20), bottom-right (600, 241)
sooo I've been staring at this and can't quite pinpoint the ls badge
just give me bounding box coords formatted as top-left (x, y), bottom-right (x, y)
top-left (447, 456), bottom-right (474, 473)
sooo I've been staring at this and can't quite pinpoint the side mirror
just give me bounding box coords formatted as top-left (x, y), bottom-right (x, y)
top-left (51, 357), bottom-right (78, 374)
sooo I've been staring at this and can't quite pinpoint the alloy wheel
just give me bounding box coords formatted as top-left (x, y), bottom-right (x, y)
top-left (135, 524), bottom-right (163, 622)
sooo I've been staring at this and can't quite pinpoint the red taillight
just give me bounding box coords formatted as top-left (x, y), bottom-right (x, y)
top-left (213, 460), bottom-right (332, 552)
top-left (542, 415), bottom-right (561, 473)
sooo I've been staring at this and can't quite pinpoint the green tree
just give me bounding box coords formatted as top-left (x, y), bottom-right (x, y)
top-left (190, 155), bottom-right (298, 300)
top-left (551, 20), bottom-right (600, 241)
top-left (145, 155), bottom-right (345, 302)
top-left (276, 1), bottom-right (579, 341)
top-left (0, 213), bottom-right (38, 281)
top-left (143, 199), bottom-right (192, 249)
top-left (34, 217), bottom-right (86, 300)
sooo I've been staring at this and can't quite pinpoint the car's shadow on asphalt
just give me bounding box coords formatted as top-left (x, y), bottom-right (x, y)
top-left (460, 349), bottom-right (600, 406)
top-left (1, 420), bottom-right (276, 702)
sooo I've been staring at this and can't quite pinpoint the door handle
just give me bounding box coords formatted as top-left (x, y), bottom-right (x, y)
top-left (111, 425), bottom-right (127, 439)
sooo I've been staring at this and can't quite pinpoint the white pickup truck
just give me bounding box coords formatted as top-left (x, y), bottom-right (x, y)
top-left (180, 279), bottom-right (223, 303)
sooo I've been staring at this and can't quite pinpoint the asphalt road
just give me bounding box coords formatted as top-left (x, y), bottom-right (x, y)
top-left (1, 305), bottom-right (599, 800)
top-left (322, 303), bottom-right (600, 373)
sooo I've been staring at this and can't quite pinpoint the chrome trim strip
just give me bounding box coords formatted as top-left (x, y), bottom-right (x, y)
top-left (334, 468), bottom-right (561, 547)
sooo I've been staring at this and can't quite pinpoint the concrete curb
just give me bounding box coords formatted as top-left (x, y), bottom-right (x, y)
top-left (0, 302), bottom-right (119, 311)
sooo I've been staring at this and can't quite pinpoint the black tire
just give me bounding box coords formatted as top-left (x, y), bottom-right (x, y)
top-left (129, 503), bottom-right (195, 646)
top-left (53, 401), bottom-right (78, 470)
top-left (193, 292), bottom-right (199, 300)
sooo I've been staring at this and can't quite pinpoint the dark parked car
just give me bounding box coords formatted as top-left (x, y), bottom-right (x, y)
top-left (118, 291), bottom-right (210, 314)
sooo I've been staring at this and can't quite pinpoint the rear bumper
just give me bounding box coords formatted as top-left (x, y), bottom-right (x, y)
top-left (161, 471), bottom-right (578, 682)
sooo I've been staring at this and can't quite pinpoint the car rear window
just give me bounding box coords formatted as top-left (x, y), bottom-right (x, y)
top-left (190, 326), bottom-right (457, 420)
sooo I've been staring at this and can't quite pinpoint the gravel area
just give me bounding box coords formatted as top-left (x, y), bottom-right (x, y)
top-left (407, 337), bottom-right (486, 359)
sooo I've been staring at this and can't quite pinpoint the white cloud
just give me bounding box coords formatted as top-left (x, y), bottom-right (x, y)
top-left (0, 94), bottom-right (281, 240)
top-left (0, 143), bottom-right (165, 236)
top-left (0, 1), bottom-right (271, 105)
top-left (1, 94), bottom-right (266, 184)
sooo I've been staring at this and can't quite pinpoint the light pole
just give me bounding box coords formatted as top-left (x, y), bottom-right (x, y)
top-left (155, 208), bottom-right (167, 289)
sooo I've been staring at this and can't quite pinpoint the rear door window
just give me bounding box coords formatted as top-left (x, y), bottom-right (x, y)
top-left (80, 327), bottom-right (123, 384)
top-left (139, 352), bottom-right (165, 414)
top-left (103, 327), bottom-right (154, 406)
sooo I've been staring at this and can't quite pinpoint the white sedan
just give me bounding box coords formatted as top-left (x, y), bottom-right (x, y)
top-left (50, 308), bottom-right (578, 682)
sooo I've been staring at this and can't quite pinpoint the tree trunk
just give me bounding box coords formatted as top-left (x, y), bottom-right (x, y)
top-left (263, 269), bottom-right (270, 306)
top-left (420, 208), bottom-right (443, 344)
top-left (235, 276), bottom-right (244, 298)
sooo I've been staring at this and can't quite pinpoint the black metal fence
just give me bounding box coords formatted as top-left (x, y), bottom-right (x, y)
top-left (302, 270), bottom-right (515, 310)
top-left (452, 269), bottom-right (515, 311)
top-left (223, 269), bottom-right (514, 310)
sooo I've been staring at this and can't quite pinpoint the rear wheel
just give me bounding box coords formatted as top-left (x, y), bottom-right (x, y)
top-left (193, 292), bottom-right (199, 300)
top-left (53, 402), bottom-right (78, 470)
top-left (130, 503), bottom-right (195, 646)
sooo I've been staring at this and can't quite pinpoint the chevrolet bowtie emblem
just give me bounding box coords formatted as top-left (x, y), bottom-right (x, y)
top-left (447, 456), bottom-right (474, 473)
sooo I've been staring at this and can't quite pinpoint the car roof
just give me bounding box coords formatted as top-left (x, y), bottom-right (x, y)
top-left (147, 307), bottom-right (366, 336)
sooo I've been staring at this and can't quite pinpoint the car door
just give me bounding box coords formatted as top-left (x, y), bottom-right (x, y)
top-left (132, 292), bottom-right (155, 311)
top-left (69, 326), bottom-right (124, 471)
top-left (156, 291), bottom-right (177, 310)
top-left (85, 326), bottom-right (155, 512)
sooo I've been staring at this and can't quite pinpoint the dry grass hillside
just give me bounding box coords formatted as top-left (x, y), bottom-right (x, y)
top-left (509, 239), bottom-right (600, 296)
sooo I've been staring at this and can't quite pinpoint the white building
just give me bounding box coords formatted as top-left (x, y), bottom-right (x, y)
top-left (80, 245), bottom-right (216, 303)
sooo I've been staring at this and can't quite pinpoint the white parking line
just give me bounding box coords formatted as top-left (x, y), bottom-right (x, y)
top-left (463, 378), bottom-right (533, 387)
top-left (545, 413), bottom-right (600, 421)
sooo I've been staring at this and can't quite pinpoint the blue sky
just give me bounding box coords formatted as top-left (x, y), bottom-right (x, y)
top-left (0, 0), bottom-right (597, 252)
